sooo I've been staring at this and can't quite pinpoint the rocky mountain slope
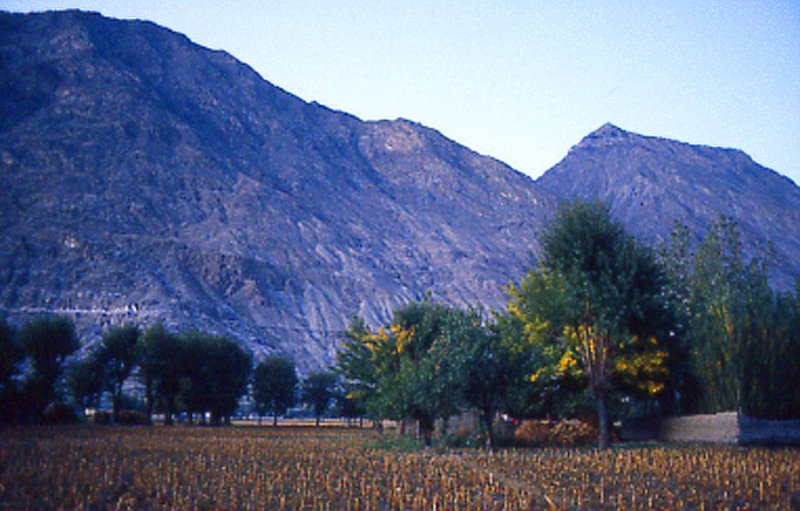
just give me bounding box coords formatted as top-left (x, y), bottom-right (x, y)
top-left (2, 11), bottom-right (798, 370)
top-left (537, 124), bottom-right (800, 289)
top-left (0, 10), bottom-right (553, 369)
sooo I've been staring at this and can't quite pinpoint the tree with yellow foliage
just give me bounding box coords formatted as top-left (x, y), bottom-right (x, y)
top-left (508, 200), bottom-right (675, 448)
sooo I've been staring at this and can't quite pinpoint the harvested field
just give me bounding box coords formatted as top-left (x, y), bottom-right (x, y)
top-left (0, 425), bottom-right (797, 509)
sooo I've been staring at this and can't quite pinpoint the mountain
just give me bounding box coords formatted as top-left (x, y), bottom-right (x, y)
top-left (537, 123), bottom-right (800, 290)
top-left (0, 10), bottom-right (553, 370)
top-left (2, 11), bottom-right (798, 371)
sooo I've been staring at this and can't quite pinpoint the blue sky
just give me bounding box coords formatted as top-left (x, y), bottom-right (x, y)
top-left (4, 1), bottom-right (800, 184)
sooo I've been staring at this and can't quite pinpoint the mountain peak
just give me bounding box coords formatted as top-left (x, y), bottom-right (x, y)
top-left (594, 122), bottom-right (627, 136)
top-left (583, 122), bottom-right (631, 143)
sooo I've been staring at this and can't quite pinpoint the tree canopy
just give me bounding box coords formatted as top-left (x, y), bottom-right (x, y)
top-left (253, 355), bottom-right (298, 426)
top-left (508, 200), bottom-right (675, 448)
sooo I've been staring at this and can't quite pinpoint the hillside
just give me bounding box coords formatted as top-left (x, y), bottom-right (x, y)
top-left (2, 11), bottom-right (798, 371)
top-left (0, 10), bottom-right (553, 369)
top-left (537, 123), bottom-right (800, 289)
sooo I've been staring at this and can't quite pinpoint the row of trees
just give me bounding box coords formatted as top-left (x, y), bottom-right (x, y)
top-left (338, 201), bottom-right (800, 449)
top-left (1, 315), bottom-right (80, 422)
top-left (661, 218), bottom-right (800, 418)
top-left (0, 317), bottom-right (346, 426)
top-left (3, 200), bottom-right (798, 448)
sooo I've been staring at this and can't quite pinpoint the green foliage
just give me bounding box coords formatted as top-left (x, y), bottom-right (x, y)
top-left (337, 299), bottom-right (533, 448)
top-left (0, 319), bottom-right (21, 394)
top-left (97, 323), bottom-right (141, 421)
top-left (301, 370), bottom-right (338, 426)
top-left (336, 316), bottom-right (377, 420)
top-left (508, 200), bottom-right (676, 448)
top-left (179, 331), bottom-right (252, 425)
top-left (253, 355), bottom-right (298, 425)
top-left (18, 315), bottom-right (80, 420)
top-left (376, 300), bottom-right (466, 445)
top-left (0, 319), bottom-right (24, 423)
top-left (442, 308), bottom-right (528, 450)
top-left (141, 324), bottom-right (185, 425)
top-left (136, 321), bottom-right (170, 422)
top-left (662, 216), bottom-right (800, 418)
top-left (66, 351), bottom-right (105, 412)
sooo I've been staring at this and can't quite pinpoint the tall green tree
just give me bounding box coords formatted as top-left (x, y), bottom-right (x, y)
top-left (336, 317), bottom-right (378, 422)
top-left (446, 309), bottom-right (529, 451)
top-left (19, 315), bottom-right (80, 420)
top-left (136, 321), bottom-right (172, 423)
top-left (98, 323), bottom-right (141, 422)
top-left (662, 217), bottom-right (800, 418)
top-left (509, 200), bottom-right (674, 448)
top-left (253, 355), bottom-right (298, 426)
top-left (206, 335), bottom-right (252, 425)
top-left (0, 319), bottom-right (24, 422)
top-left (66, 350), bottom-right (105, 415)
top-left (0, 319), bottom-right (20, 394)
top-left (301, 370), bottom-right (338, 427)
top-left (179, 331), bottom-right (252, 425)
top-left (151, 329), bottom-right (185, 426)
top-left (378, 300), bottom-right (465, 445)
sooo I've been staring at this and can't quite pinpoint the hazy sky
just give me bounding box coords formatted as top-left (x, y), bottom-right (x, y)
top-left (4, 1), bottom-right (800, 184)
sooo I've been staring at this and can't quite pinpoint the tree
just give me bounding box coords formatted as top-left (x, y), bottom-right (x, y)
top-left (662, 217), bottom-right (800, 418)
top-left (377, 300), bottom-right (465, 445)
top-left (179, 331), bottom-right (252, 425)
top-left (336, 316), bottom-right (378, 423)
top-left (0, 319), bottom-right (21, 393)
top-left (301, 370), bottom-right (338, 427)
top-left (0, 319), bottom-right (24, 422)
top-left (509, 200), bottom-right (674, 448)
top-left (151, 328), bottom-right (185, 426)
top-left (66, 350), bottom-right (105, 415)
top-left (97, 323), bottom-right (141, 422)
top-left (205, 335), bottom-right (252, 425)
top-left (252, 355), bottom-right (297, 426)
top-left (136, 321), bottom-right (172, 423)
top-left (19, 315), bottom-right (80, 420)
top-left (446, 308), bottom-right (529, 451)
top-left (337, 302), bottom-right (507, 446)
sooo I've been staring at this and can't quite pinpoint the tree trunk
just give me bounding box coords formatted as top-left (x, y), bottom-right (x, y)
top-left (273, 413), bottom-right (278, 427)
top-left (112, 390), bottom-right (121, 423)
top-left (596, 387), bottom-right (610, 449)
top-left (164, 396), bottom-right (173, 426)
top-left (315, 415), bottom-right (320, 427)
top-left (144, 378), bottom-right (154, 424)
top-left (419, 416), bottom-right (434, 447)
top-left (482, 409), bottom-right (496, 452)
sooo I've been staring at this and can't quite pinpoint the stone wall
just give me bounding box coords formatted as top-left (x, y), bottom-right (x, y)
top-left (660, 412), bottom-right (739, 443)
top-left (620, 412), bottom-right (800, 445)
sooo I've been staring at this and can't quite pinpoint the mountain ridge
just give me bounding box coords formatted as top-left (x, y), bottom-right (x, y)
top-left (1, 10), bottom-right (798, 371)
top-left (537, 123), bottom-right (800, 289)
top-left (0, 9), bottom-right (553, 369)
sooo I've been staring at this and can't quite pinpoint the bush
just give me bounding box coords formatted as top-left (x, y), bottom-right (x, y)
top-left (94, 411), bottom-right (112, 425)
top-left (513, 419), bottom-right (597, 447)
top-left (550, 420), bottom-right (596, 446)
top-left (514, 420), bottom-right (555, 447)
top-left (439, 427), bottom-right (479, 448)
top-left (117, 410), bottom-right (150, 425)
top-left (43, 403), bottom-right (79, 424)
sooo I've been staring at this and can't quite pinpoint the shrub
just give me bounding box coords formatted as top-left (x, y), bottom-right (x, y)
top-left (117, 410), bottom-right (151, 425)
top-left (439, 426), bottom-right (479, 448)
top-left (42, 403), bottom-right (79, 424)
top-left (514, 420), bottom-right (555, 447)
top-left (513, 419), bottom-right (597, 447)
top-left (550, 420), bottom-right (596, 446)
top-left (94, 411), bottom-right (112, 425)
